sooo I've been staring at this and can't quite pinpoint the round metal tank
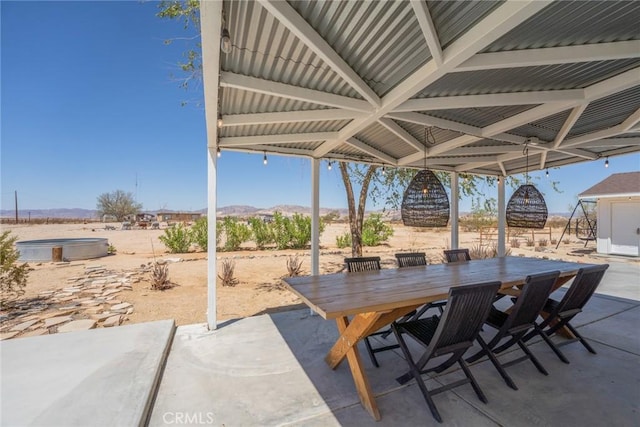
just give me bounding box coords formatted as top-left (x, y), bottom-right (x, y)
top-left (16, 238), bottom-right (109, 262)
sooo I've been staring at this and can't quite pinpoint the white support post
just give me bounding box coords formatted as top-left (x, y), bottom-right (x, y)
top-left (200, 0), bottom-right (223, 330)
top-left (207, 147), bottom-right (218, 329)
top-left (450, 172), bottom-right (459, 249)
top-left (310, 158), bottom-right (320, 316)
top-left (498, 177), bottom-right (506, 257)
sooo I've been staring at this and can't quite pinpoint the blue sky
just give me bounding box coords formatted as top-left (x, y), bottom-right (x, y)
top-left (2, 1), bottom-right (638, 214)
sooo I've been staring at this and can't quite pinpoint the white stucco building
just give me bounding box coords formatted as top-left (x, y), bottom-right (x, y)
top-left (579, 172), bottom-right (640, 257)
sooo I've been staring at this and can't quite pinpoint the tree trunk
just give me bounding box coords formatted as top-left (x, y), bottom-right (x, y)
top-left (339, 162), bottom-right (378, 257)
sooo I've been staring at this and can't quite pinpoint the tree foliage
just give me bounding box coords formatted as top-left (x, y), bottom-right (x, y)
top-left (1, 230), bottom-right (29, 305)
top-left (96, 190), bottom-right (142, 222)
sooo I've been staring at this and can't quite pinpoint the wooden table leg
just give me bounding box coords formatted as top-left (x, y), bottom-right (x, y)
top-left (334, 316), bottom-right (380, 421)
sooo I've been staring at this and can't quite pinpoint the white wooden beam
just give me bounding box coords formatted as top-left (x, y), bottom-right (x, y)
top-left (410, 0), bottom-right (443, 66)
top-left (257, 0), bottom-right (381, 107)
top-left (220, 72), bottom-right (373, 113)
top-left (553, 104), bottom-right (588, 149)
top-left (393, 90), bottom-right (584, 112)
top-left (481, 103), bottom-right (574, 137)
top-left (222, 109), bottom-right (363, 126)
top-left (312, 0), bottom-right (552, 157)
top-left (377, 118), bottom-right (425, 152)
top-left (562, 108), bottom-right (640, 148)
top-left (220, 132), bottom-right (338, 147)
top-left (344, 137), bottom-right (398, 165)
top-left (456, 41), bottom-right (640, 72)
top-left (577, 138), bottom-right (640, 148)
top-left (584, 67), bottom-right (640, 101)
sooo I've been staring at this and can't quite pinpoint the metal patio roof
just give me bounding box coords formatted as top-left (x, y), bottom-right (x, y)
top-left (202, 0), bottom-right (640, 176)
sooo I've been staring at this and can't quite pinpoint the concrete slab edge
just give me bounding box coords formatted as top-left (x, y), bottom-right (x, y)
top-left (140, 320), bottom-right (177, 427)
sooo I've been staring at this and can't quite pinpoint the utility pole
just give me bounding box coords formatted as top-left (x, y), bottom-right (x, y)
top-left (14, 190), bottom-right (18, 224)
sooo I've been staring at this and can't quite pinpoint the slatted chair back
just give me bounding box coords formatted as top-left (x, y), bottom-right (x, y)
top-left (552, 264), bottom-right (609, 319)
top-left (429, 281), bottom-right (501, 356)
top-left (395, 252), bottom-right (427, 268)
top-left (345, 256), bottom-right (381, 273)
top-left (444, 248), bottom-right (471, 263)
top-left (505, 270), bottom-right (560, 335)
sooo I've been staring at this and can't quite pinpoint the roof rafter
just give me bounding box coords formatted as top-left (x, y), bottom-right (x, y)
top-left (456, 40), bottom-right (640, 72)
top-left (219, 132), bottom-right (338, 147)
top-left (221, 109), bottom-right (363, 127)
top-left (257, 0), bottom-right (381, 107)
top-left (410, 0), bottom-right (443, 66)
top-left (219, 72), bottom-right (373, 113)
top-left (344, 137), bottom-right (397, 165)
top-left (377, 118), bottom-right (425, 152)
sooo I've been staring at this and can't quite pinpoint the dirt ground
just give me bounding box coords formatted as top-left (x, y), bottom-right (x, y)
top-left (2, 221), bottom-right (614, 327)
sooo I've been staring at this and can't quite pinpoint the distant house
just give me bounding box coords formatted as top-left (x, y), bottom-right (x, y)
top-left (579, 172), bottom-right (640, 257)
top-left (156, 212), bottom-right (203, 222)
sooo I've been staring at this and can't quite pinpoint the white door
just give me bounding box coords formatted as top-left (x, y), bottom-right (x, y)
top-left (611, 202), bottom-right (640, 256)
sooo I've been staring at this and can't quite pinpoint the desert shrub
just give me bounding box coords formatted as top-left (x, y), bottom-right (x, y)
top-left (191, 217), bottom-right (208, 251)
top-left (563, 238), bottom-right (571, 244)
top-left (460, 197), bottom-right (498, 232)
top-left (550, 238), bottom-right (558, 245)
top-left (286, 255), bottom-right (303, 277)
top-left (469, 243), bottom-right (511, 259)
top-left (159, 223), bottom-right (192, 253)
top-left (0, 230), bottom-right (29, 304)
top-left (510, 238), bottom-right (520, 248)
top-left (218, 259), bottom-right (238, 286)
top-left (538, 238), bottom-right (548, 247)
top-left (321, 210), bottom-right (341, 223)
top-left (221, 216), bottom-right (251, 251)
top-left (150, 261), bottom-right (172, 290)
top-left (526, 238), bottom-right (535, 247)
top-left (107, 244), bottom-right (117, 254)
top-left (336, 232), bottom-right (351, 249)
top-left (270, 212), bottom-right (324, 250)
top-left (361, 213), bottom-right (393, 246)
top-left (248, 217), bottom-right (274, 249)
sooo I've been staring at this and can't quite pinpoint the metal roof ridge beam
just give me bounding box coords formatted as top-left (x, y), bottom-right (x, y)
top-left (377, 118), bottom-right (425, 152)
top-left (456, 40), bottom-right (640, 72)
top-left (257, 0), bottom-right (381, 107)
top-left (344, 137), bottom-right (398, 165)
top-left (393, 90), bottom-right (585, 112)
top-left (222, 110), bottom-right (364, 127)
top-left (219, 72), bottom-right (373, 113)
top-left (312, 0), bottom-right (550, 158)
top-left (220, 132), bottom-right (339, 147)
top-left (410, 0), bottom-right (443, 66)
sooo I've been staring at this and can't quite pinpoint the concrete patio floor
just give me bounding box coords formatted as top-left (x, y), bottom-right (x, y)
top-left (2, 260), bottom-right (638, 426)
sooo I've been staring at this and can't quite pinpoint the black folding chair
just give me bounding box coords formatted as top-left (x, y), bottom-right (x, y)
top-left (343, 257), bottom-right (396, 368)
top-left (443, 248), bottom-right (471, 262)
top-left (395, 252), bottom-right (427, 268)
top-left (392, 281), bottom-right (501, 423)
top-left (466, 270), bottom-right (560, 390)
top-left (523, 264), bottom-right (609, 363)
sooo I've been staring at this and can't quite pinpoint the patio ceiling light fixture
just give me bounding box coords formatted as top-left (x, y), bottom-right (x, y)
top-left (401, 127), bottom-right (449, 228)
top-left (220, 28), bottom-right (232, 54)
top-left (506, 140), bottom-right (548, 229)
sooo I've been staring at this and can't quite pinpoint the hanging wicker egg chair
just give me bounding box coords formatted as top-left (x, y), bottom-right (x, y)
top-left (506, 184), bottom-right (548, 229)
top-left (401, 170), bottom-right (450, 227)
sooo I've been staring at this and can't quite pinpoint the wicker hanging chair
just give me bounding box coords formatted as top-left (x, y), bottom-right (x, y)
top-left (506, 184), bottom-right (548, 229)
top-left (401, 170), bottom-right (450, 227)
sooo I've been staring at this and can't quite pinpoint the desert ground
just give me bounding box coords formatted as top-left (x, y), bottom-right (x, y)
top-left (1, 220), bottom-right (618, 338)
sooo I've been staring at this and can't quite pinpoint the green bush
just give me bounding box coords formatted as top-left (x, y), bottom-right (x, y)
top-left (191, 217), bottom-right (208, 251)
top-left (159, 223), bottom-right (192, 253)
top-left (270, 212), bottom-right (324, 250)
top-left (222, 216), bottom-right (251, 251)
top-left (336, 232), bottom-right (351, 249)
top-left (0, 231), bottom-right (29, 304)
top-left (361, 214), bottom-right (393, 246)
top-left (248, 217), bottom-right (274, 249)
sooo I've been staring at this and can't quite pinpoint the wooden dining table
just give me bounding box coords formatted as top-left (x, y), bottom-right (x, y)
top-left (282, 256), bottom-right (596, 420)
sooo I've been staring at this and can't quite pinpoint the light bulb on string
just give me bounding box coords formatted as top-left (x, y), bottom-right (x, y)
top-left (217, 114), bottom-right (223, 128)
top-left (216, 146), bottom-right (221, 158)
top-left (263, 152), bottom-right (267, 166)
top-left (605, 157), bottom-right (609, 168)
top-left (545, 169), bottom-right (549, 178)
top-left (327, 161), bottom-right (332, 171)
top-left (220, 28), bottom-right (232, 54)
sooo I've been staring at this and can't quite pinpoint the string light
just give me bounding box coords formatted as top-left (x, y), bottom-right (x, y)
top-left (327, 161), bottom-right (332, 171)
top-left (217, 146), bottom-right (221, 158)
top-left (217, 114), bottom-right (223, 128)
top-left (263, 152), bottom-right (268, 165)
top-left (605, 157), bottom-right (609, 168)
top-left (381, 165), bottom-right (386, 175)
top-left (545, 169), bottom-right (549, 178)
